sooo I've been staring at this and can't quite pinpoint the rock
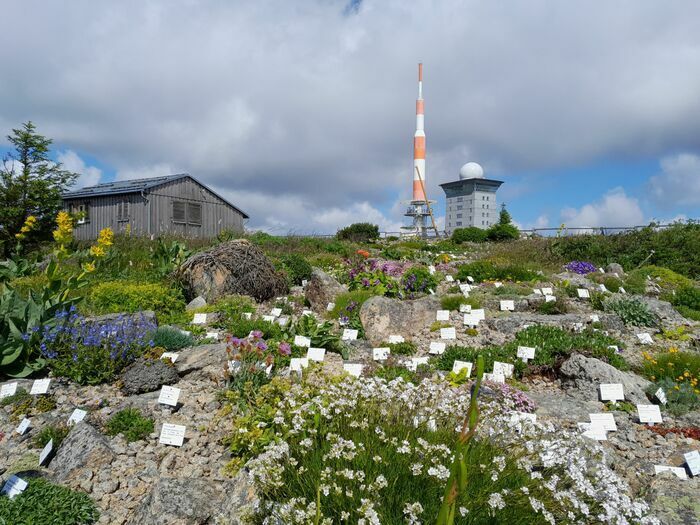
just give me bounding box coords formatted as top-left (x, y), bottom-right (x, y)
top-left (50, 423), bottom-right (115, 483)
top-left (647, 472), bottom-right (700, 525)
top-left (175, 343), bottom-right (226, 378)
top-left (606, 263), bottom-right (624, 275)
top-left (360, 295), bottom-right (441, 346)
top-left (178, 239), bottom-right (288, 302)
top-left (305, 268), bottom-right (347, 311)
top-left (559, 353), bottom-right (652, 404)
top-left (120, 357), bottom-right (180, 395)
top-left (85, 311), bottom-right (157, 329)
top-left (185, 296), bottom-right (207, 311)
top-left (527, 390), bottom-right (603, 423)
top-left (637, 296), bottom-right (691, 326)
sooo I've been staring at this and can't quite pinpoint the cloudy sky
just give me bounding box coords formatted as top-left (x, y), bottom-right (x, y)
top-left (1, 0), bottom-right (699, 234)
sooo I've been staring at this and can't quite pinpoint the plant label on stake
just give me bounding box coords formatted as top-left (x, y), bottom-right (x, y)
top-left (451, 360), bottom-right (472, 376)
top-left (39, 439), bottom-right (53, 466)
top-left (436, 310), bottom-right (450, 321)
top-left (293, 335), bottom-right (311, 348)
top-left (492, 361), bottom-right (514, 378)
top-left (599, 383), bottom-right (624, 403)
top-left (343, 363), bottom-right (363, 377)
top-left (159, 423), bottom-right (186, 447)
top-left (30, 378), bottom-right (50, 395)
top-left (500, 300), bottom-right (515, 311)
top-left (1, 475), bottom-right (28, 499)
top-left (541, 287), bottom-right (553, 295)
top-left (388, 335), bottom-right (405, 344)
top-left (306, 347), bottom-right (326, 362)
top-left (0, 382), bottom-right (18, 399)
top-left (637, 404), bottom-right (663, 425)
top-left (517, 346), bottom-right (536, 363)
top-left (589, 413), bottom-right (617, 431)
top-left (67, 408), bottom-right (87, 426)
top-left (158, 385), bottom-right (181, 407)
top-left (372, 347), bottom-right (390, 361)
top-left (16, 418), bottom-right (30, 435)
top-left (429, 342), bottom-right (446, 355)
top-left (654, 388), bottom-right (667, 405)
top-left (192, 313), bottom-right (207, 324)
top-left (161, 352), bottom-right (178, 363)
top-left (653, 465), bottom-right (687, 480)
top-left (577, 288), bottom-right (590, 299)
top-left (684, 450), bottom-right (700, 477)
top-left (440, 327), bottom-right (456, 340)
top-left (342, 329), bottom-right (358, 341)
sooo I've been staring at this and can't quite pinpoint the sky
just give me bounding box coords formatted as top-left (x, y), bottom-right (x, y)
top-left (1, 0), bottom-right (699, 234)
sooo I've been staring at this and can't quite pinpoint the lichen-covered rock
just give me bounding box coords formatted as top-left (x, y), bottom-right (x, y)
top-left (305, 268), bottom-right (347, 311)
top-left (360, 295), bottom-right (441, 346)
top-left (50, 422), bottom-right (115, 483)
top-left (647, 471), bottom-right (700, 525)
top-left (121, 357), bottom-right (180, 395)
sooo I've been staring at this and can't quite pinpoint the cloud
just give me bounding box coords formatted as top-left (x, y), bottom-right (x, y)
top-left (57, 150), bottom-right (101, 188)
top-left (648, 153), bottom-right (700, 207)
top-left (116, 163), bottom-right (174, 181)
top-left (560, 188), bottom-right (644, 228)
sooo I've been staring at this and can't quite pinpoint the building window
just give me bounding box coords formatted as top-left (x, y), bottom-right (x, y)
top-left (457, 205), bottom-right (463, 210)
top-left (117, 201), bottom-right (130, 222)
top-left (456, 221), bottom-right (462, 226)
top-left (173, 200), bottom-right (202, 226)
top-left (457, 197), bottom-right (463, 202)
top-left (70, 202), bottom-right (90, 224)
top-left (456, 214), bottom-right (462, 218)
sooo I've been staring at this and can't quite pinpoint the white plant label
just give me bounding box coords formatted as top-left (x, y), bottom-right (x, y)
top-left (577, 288), bottom-right (590, 299)
top-left (459, 303), bottom-right (472, 313)
top-left (590, 314), bottom-right (600, 323)
top-left (158, 385), bottom-right (181, 407)
top-left (482, 372), bottom-right (505, 384)
top-left (466, 276), bottom-right (474, 283)
top-left (277, 317), bottom-right (289, 327)
top-left (599, 267), bottom-right (605, 273)
top-left (493, 361), bottom-right (514, 378)
top-left (1, 475), bottom-right (27, 499)
top-left (608, 345), bottom-right (619, 354)
top-left (301, 279), bottom-right (308, 287)
top-left (326, 302), bottom-right (335, 311)
top-left (517, 346), bottom-right (536, 362)
top-left (262, 315), bottom-right (275, 322)
top-left (30, 378), bottom-right (51, 395)
top-left (307, 347), bottom-right (326, 362)
top-left (637, 404), bottom-right (663, 424)
top-left (533, 288), bottom-right (542, 295)
top-left (289, 357), bottom-right (309, 372)
top-left (653, 465), bottom-right (687, 480)
top-left (342, 329), bottom-right (358, 341)
top-left (436, 310), bottom-right (450, 321)
top-left (445, 275), bottom-right (454, 282)
top-left (161, 352), bottom-right (179, 363)
top-left (589, 413), bottom-right (617, 431)
top-left (67, 408), bottom-right (87, 426)
top-left (428, 265), bottom-right (436, 275)
top-left (429, 342), bottom-right (446, 355)
top-left (270, 308), bottom-right (282, 318)
top-left (579, 422), bottom-right (607, 441)
top-left (301, 309), bottom-right (314, 317)
top-left (541, 287), bottom-right (553, 296)
top-left (500, 300), bottom-right (515, 311)
top-left (388, 335), bottom-right (405, 344)
top-left (407, 357), bottom-right (429, 372)
top-left (599, 383), bottom-right (624, 402)
top-left (654, 388), bottom-right (667, 405)
top-left (636, 333), bottom-right (653, 345)
top-left (440, 327), bottom-right (456, 340)
top-left (192, 313), bottom-right (207, 324)
top-left (343, 363), bottom-right (363, 377)
top-left (494, 282), bottom-right (503, 288)
top-left (545, 295), bottom-right (556, 302)
top-left (599, 284), bottom-right (608, 292)
top-left (472, 309), bottom-right (486, 321)
top-left (39, 439), bottom-right (53, 466)
top-left (452, 360), bottom-right (472, 376)
top-left (205, 331), bottom-right (219, 340)
top-left (684, 450), bottom-right (700, 477)
top-left (159, 423), bottom-right (186, 447)
top-left (372, 347), bottom-right (390, 361)
top-left (293, 335), bottom-right (312, 348)
top-left (242, 312), bottom-right (252, 319)
top-left (16, 418), bottom-right (30, 435)
top-left (619, 287), bottom-right (627, 294)
top-left (0, 382), bottom-right (18, 399)
top-left (463, 313), bottom-right (480, 327)
top-left (459, 284), bottom-right (471, 293)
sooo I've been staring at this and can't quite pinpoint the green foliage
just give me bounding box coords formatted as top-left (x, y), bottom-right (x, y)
top-left (0, 477), bottom-right (99, 524)
top-left (486, 223), bottom-right (520, 241)
top-left (384, 341), bottom-right (416, 355)
top-left (430, 321), bottom-right (453, 332)
top-left (151, 326), bottom-right (194, 351)
top-left (0, 387), bottom-right (30, 407)
top-left (336, 222), bottom-right (380, 242)
top-left (285, 314), bottom-right (343, 356)
top-left (603, 297), bottom-right (657, 326)
top-left (153, 238), bottom-right (192, 277)
top-left (89, 281), bottom-right (185, 318)
top-left (646, 379), bottom-right (700, 416)
top-left (32, 423), bottom-right (70, 449)
top-left (604, 400), bottom-right (637, 414)
top-left (0, 256), bottom-right (35, 283)
top-left (589, 291), bottom-right (606, 311)
top-left (105, 408), bottom-right (155, 442)
top-left (659, 325), bottom-right (692, 342)
top-left (227, 316), bottom-right (283, 341)
top-left (451, 227), bottom-right (487, 244)
top-left (0, 121), bottom-right (78, 253)
top-left (440, 294), bottom-right (470, 311)
top-left (373, 359), bottom-right (427, 384)
top-left (672, 285), bottom-right (700, 320)
top-left (349, 268), bottom-right (399, 297)
top-left (536, 298), bottom-right (569, 315)
top-left (455, 261), bottom-right (538, 283)
top-left (280, 254), bottom-right (313, 285)
top-left (204, 294), bottom-right (256, 324)
top-left (328, 290), bottom-right (374, 338)
top-left (641, 349), bottom-right (700, 385)
top-left (0, 387), bottom-right (56, 421)
top-left (433, 344), bottom-right (525, 377)
top-left (400, 266), bottom-right (438, 297)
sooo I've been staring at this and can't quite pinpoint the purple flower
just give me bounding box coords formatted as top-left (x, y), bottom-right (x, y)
top-left (564, 261), bottom-right (597, 275)
top-left (278, 342), bottom-right (291, 356)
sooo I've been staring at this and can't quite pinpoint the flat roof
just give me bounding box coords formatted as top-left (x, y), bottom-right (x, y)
top-left (440, 177), bottom-right (504, 194)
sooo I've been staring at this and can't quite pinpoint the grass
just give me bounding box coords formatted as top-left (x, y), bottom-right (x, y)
top-left (151, 326), bottom-right (195, 350)
top-left (32, 424), bottom-right (70, 449)
top-left (105, 408), bottom-right (155, 442)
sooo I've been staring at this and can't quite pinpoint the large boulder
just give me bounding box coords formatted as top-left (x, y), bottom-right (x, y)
top-left (559, 353), bottom-right (652, 404)
top-left (305, 268), bottom-right (347, 311)
top-left (606, 262), bottom-right (625, 275)
top-left (50, 422), bottom-right (114, 482)
top-left (647, 471), bottom-right (700, 525)
top-left (85, 311), bottom-right (157, 329)
top-left (121, 357), bottom-right (180, 395)
top-left (636, 296), bottom-right (692, 326)
top-left (178, 239), bottom-right (288, 302)
top-left (360, 295), bottom-right (441, 346)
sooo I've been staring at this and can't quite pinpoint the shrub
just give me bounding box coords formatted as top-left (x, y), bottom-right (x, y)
top-left (336, 222), bottom-right (380, 242)
top-left (329, 290), bottom-right (375, 339)
top-left (151, 326), bottom-right (195, 350)
top-left (0, 387), bottom-right (56, 422)
top-left (0, 478), bottom-right (99, 524)
top-left (105, 408), bottom-right (155, 442)
top-left (451, 227), bottom-right (487, 244)
top-left (645, 378), bottom-right (700, 416)
top-left (227, 317), bottom-right (283, 341)
top-left (603, 297), bottom-right (657, 326)
top-left (486, 222), bottom-right (520, 241)
top-left (672, 285), bottom-right (700, 320)
top-left (284, 315), bottom-right (343, 357)
top-left (440, 294), bottom-right (470, 311)
top-left (455, 260), bottom-right (497, 282)
top-left (400, 266), bottom-right (438, 298)
top-left (383, 341), bottom-right (416, 355)
top-left (89, 281), bottom-right (185, 317)
top-left (536, 299), bottom-right (569, 315)
top-left (349, 268), bottom-right (400, 297)
top-left (280, 254), bottom-right (313, 286)
top-left (32, 423), bottom-right (70, 449)
top-left (432, 344), bottom-right (524, 377)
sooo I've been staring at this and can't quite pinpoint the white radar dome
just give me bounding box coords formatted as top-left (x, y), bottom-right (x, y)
top-left (459, 162), bottom-right (484, 180)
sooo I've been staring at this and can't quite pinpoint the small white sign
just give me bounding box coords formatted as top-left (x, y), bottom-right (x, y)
top-left (463, 313), bottom-right (480, 327)
top-left (270, 308), bottom-right (282, 318)
top-left (500, 300), bottom-right (515, 311)
top-left (294, 335), bottom-right (312, 348)
top-left (482, 372), bottom-right (505, 383)
top-left (572, 322), bottom-right (584, 332)
top-left (428, 288), bottom-right (435, 295)
top-left (493, 361), bottom-right (514, 378)
top-left (436, 310), bottom-right (450, 321)
top-left (471, 309), bottom-right (486, 321)
top-left (205, 331), bottom-right (219, 340)
top-left (1, 475), bottom-right (28, 499)
top-left (655, 388), bottom-right (667, 405)
top-left (301, 279), bottom-right (308, 287)
top-left (579, 422), bottom-right (608, 441)
top-left (192, 313), bottom-right (207, 324)
top-left (290, 357), bottom-right (309, 372)
top-left (577, 288), bottom-right (590, 299)
top-left (262, 315), bottom-right (275, 322)
top-left (161, 352), bottom-right (179, 363)
top-left (608, 345), bottom-right (619, 354)
top-left (407, 357), bottom-right (429, 371)
top-left (159, 423), bottom-right (186, 447)
top-left (654, 465), bottom-right (687, 480)
top-left (429, 341), bottom-right (446, 355)
top-left (0, 382), bottom-right (18, 399)
top-left (618, 287), bottom-right (627, 294)
top-left (372, 347), bottom-right (390, 361)
top-left (637, 404), bottom-right (663, 424)
top-left (544, 295), bottom-right (556, 302)
top-left (599, 284), bottom-right (608, 292)
top-left (39, 439), bottom-right (53, 466)
top-left (600, 383), bottom-right (625, 402)
top-left (466, 276), bottom-right (474, 283)
top-left (343, 363), bottom-right (363, 377)
top-left (533, 288), bottom-right (542, 295)
top-left (301, 309), bottom-right (314, 317)
top-left (388, 334), bottom-right (405, 344)
top-left (326, 302), bottom-right (335, 311)
top-left (493, 282), bottom-right (503, 288)
top-left (599, 267), bottom-right (605, 273)
top-left (342, 329), bottom-right (358, 341)
top-left (459, 303), bottom-right (472, 313)
top-left (589, 413), bottom-right (617, 431)
top-left (242, 312), bottom-right (252, 320)
top-left (29, 378), bottom-right (50, 395)
top-left (445, 275), bottom-right (454, 282)
top-left (440, 327), bottom-right (456, 340)
top-left (158, 385), bottom-right (181, 407)
top-left (590, 314), bottom-right (600, 323)
top-left (67, 408), bottom-right (87, 426)
top-left (459, 284), bottom-right (471, 294)
top-left (276, 316), bottom-right (289, 327)
top-left (541, 287), bottom-right (553, 296)
top-left (428, 265), bottom-right (436, 275)
top-left (307, 347), bottom-right (326, 362)
top-left (517, 346), bottom-right (536, 362)
top-left (684, 450), bottom-right (700, 477)
top-left (452, 360), bottom-right (472, 376)
top-left (16, 418), bottom-right (30, 435)
top-left (637, 333), bottom-right (653, 345)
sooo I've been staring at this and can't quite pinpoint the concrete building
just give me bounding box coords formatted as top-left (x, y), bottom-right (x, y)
top-left (62, 174), bottom-right (248, 240)
top-left (440, 162), bottom-right (503, 236)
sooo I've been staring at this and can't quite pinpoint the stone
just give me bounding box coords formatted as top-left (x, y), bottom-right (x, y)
top-left (360, 295), bottom-right (441, 346)
top-left (121, 357), bottom-right (180, 395)
top-left (559, 353), bottom-right (652, 404)
top-left (185, 296), bottom-right (207, 311)
top-left (646, 472), bottom-right (700, 525)
top-left (305, 268), bottom-right (347, 311)
top-left (85, 311), bottom-right (157, 329)
top-left (50, 423), bottom-right (115, 483)
top-left (175, 343), bottom-right (226, 378)
top-left (636, 296), bottom-right (691, 326)
top-left (606, 263), bottom-right (624, 275)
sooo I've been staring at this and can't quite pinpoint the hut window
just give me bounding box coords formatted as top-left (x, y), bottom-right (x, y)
top-left (72, 202), bottom-right (89, 224)
top-left (117, 201), bottom-right (130, 222)
top-left (187, 203), bottom-right (202, 226)
top-left (173, 201), bottom-right (187, 223)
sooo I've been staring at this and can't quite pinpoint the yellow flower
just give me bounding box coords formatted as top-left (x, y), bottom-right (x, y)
top-left (89, 245), bottom-right (105, 258)
top-left (82, 262), bottom-right (96, 273)
top-left (88, 228), bottom-right (114, 258)
top-left (15, 215), bottom-right (38, 240)
top-left (53, 211), bottom-right (74, 248)
top-left (669, 347), bottom-right (678, 353)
